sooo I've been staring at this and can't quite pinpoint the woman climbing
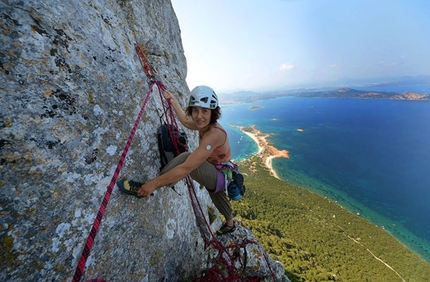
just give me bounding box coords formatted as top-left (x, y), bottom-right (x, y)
top-left (118, 85), bottom-right (236, 235)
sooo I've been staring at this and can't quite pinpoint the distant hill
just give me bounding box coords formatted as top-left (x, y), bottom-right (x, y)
top-left (290, 87), bottom-right (430, 100)
top-left (219, 87), bottom-right (430, 105)
top-left (319, 74), bottom-right (430, 89)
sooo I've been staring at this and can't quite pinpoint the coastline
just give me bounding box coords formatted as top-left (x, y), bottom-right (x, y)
top-left (224, 98), bottom-right (430, 266)
top-left (233, 125), bottom-right (289, 179)
top-left (231, 123), bottom-right (430, 263)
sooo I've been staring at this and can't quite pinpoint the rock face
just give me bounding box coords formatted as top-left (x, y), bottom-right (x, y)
top-left (200, 221), bottom-right (289, 282)
top-left (0, 1), bottom-right (289, 281)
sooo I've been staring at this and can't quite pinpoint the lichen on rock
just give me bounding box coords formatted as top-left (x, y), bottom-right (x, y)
top-left (0, 1), bottom-right (289, 281)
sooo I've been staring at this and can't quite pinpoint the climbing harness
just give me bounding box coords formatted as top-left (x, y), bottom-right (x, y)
top-left (214, 161), bottom-right (246, 201)
top-left (72, 43), bottom-right (275, 282)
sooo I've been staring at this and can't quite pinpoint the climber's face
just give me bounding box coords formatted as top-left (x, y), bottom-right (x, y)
top-left (191, 107), bottom-right (211, 129)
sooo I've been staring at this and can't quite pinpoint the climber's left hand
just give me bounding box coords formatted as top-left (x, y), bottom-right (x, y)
top-left (138, 181), bottom-right (157, 197)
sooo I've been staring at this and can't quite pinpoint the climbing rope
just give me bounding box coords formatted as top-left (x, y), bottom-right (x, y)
top-left (148, 49), bottom-right (276, 281)
top-left (71, 44), bottom-right (162, 282)
top-left (72, 83), bottom-right (157, 282)
top-left (72, 43), bottom-right (275, 282)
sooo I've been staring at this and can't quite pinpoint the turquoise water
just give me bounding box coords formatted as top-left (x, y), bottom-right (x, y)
top-left (220, 97), bottom-right (430, 263)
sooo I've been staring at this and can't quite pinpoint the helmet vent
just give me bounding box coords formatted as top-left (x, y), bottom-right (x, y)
top-left (188, 85), bottom-right (219, 109)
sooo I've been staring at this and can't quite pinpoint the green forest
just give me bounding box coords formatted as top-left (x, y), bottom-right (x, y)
top-left (231, 157), bottom-right (430, 282)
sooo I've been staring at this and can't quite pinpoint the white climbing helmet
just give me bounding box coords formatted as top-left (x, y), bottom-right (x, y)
top-left (188, 85), bottom-right (219, 109)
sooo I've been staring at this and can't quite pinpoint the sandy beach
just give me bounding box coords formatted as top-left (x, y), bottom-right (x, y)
top-left (236, 125), bottom-right (289, 179)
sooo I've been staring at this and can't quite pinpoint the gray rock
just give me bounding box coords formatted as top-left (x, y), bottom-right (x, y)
top-left (197, 221), bottom-right (290, 282)
top-left (0, 1), bottom-right (289, 281)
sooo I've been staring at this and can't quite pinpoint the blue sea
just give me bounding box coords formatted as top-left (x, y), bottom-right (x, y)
top-left (219, 95), bottom-right (430, 263)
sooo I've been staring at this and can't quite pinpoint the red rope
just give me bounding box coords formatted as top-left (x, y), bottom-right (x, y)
top-left (72, 44), bottom-right (160, 281)
top-left (135, 44), bottom-right (156, 77)
top-left (157, 87), bottom-right (276, 281)
top-left (72, 43), bottom-right (276, 282)
top-left (155, 84), bottom-right (187, 156)
top-left (72, 82), bottom-right (157, 282)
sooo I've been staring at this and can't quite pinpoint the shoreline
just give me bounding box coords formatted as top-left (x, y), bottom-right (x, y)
top-left (234, 125), bottom-right (289, 179)
top-left (231, 124), bottom-right (430, 264)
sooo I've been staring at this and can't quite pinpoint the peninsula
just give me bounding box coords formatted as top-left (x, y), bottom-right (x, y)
top-left (236, 125), bottom-right (289, 179)
top-left (230, 125), bottom-right (430, 281)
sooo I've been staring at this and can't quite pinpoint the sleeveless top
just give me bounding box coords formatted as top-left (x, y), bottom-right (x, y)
top-left (199, 124), bottom-right (231, 164)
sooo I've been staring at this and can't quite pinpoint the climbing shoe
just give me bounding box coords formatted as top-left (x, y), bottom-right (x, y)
top-left (216, 222), bottom-right (236, 235)
top-left (117, 179), bottom-right (147, 198)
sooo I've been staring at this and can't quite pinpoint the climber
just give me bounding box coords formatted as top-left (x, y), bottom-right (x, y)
top-left (118, 85), bottom-right (236, 235)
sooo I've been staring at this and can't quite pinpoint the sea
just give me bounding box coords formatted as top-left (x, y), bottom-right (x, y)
top-left (219, 86), bottom-right (430, 263)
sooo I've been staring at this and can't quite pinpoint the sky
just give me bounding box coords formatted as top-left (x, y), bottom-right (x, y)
top-left (171, 0), bottom-right (430, 93)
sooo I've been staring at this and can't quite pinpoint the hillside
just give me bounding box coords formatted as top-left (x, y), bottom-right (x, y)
top-left (232, 157), bottom-right (430, 281)
top-left (3, 1), bottom-right (429, 281)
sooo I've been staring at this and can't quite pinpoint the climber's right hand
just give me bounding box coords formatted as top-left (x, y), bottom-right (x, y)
top-left (163, 90), bottom-right (173, 101)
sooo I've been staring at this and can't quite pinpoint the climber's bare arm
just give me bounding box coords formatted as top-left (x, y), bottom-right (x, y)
top-left (137, 128), bottom-right (224, 197)
top-left (163, 90), bottom-right (198, 130)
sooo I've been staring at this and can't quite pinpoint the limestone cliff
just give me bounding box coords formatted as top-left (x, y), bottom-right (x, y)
top-left (0, 1), bottom-right (288, 281)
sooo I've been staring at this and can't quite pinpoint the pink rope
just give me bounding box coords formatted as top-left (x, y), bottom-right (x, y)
top-left (73, 43), bottom-right (276, 282)
top-left (72, 82), bottom-right (156, 282)
top-left (157, 93), bottom-right (276, 281)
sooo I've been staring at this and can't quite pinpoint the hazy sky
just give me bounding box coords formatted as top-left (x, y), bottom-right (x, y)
top-left (171, 0), bottom-right (430, 93)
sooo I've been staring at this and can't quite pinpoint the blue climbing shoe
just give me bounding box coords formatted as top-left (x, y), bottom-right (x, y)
top-left (117, 179), bottom-right (144, 198)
